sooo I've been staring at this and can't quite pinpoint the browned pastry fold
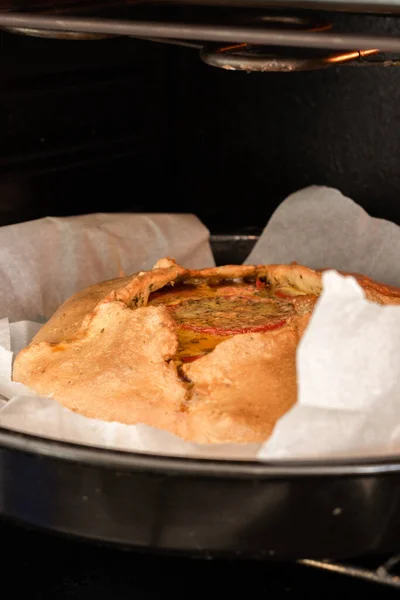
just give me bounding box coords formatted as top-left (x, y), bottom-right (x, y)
top-left (13, 259), bottom-right (400, 444)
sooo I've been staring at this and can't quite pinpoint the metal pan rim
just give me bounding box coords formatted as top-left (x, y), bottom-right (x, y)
top-left (1, 425), bottom-right (400, 478)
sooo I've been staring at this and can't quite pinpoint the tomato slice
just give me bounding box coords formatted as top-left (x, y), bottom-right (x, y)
top-left (170, 295), bottom-right (292, 337)
top-left (255, 277), bottom-right (266, 291)
top-left (275, 290), bottom-right (293, 299)
top-left (179, 319), bottom-right (287, 336)
top-left (180, 355), bottom-right (204, 363)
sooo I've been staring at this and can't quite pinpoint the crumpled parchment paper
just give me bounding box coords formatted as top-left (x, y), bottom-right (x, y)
top-left (1, 190), bottom-right (400, 461)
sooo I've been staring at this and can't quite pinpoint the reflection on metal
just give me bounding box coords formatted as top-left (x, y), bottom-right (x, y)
top-left (200, 12), bottom-right (333, 71)
top-left (3, 11), bottom-right (400, 54)
top-left (350, 52), bottom-right (400, 66)
top-left (200, 44), bottom-right (380, 71)
top-left (299, 557), bottom-right (400, 589)
top-left (2, 25), bottom-right (112, 39)
top-left (1, 0), bottom-right (116, 39)
top-left (236, 13), bottom-right (332, 33)
top-left (1, 9), bottom-right (400, 69)
top-left (200, 45), bottom-right (386, 71)
top-left (198, 15), bottom-right (381, 72)
top-left (137, 36), bottom-right (203, 50)
top-left (141, 14), bottom-right (332, 56)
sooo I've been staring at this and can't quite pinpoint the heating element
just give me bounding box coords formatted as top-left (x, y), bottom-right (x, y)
top-left (1, 4), bottom-right (400, 72)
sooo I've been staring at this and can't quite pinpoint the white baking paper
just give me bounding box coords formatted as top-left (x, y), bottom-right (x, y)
top-left (259, 270), bottom-right (400, 459)
top-left (246, 185), bottom-right (400, 287)
top-left (0, 212), bottom-right (214, 322)
top-left (1, 190), bottom-right (400, 460)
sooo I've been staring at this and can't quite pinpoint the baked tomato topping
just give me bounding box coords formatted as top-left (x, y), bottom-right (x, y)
top-left (149, 283), bottom-right (257, 306)
top-left (180, 355), bottom-right (203, 363)
top-left (169, 296), bottom-right (292, 336)
top-left (275, 290), bottom-right (293, 299)
top-left (150, 282), bottom-right (298, 363)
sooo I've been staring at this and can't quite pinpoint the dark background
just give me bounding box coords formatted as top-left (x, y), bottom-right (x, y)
top-left (2, 518), bottom-right (399, 598)
top-left (1, 12), bottom-right (400, 233)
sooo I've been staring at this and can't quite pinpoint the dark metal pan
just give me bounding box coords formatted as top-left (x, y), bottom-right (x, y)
top-left (1, 427), bottom-right (400, 560)
top-left (1, 234), bottom-right (400, 560)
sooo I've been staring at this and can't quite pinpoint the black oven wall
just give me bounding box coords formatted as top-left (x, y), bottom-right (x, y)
top-left (1, 23), bottom-right (400, 233)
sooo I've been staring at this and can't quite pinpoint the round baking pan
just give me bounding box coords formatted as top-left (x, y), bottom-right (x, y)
top-left (1, 426), bottom-right (400, 559)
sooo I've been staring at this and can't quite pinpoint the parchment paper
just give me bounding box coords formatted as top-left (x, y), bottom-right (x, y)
top-left (0, 212), bottom-right (214, 322)
top-left (1, 190), bottom-right (400, 461)
top-left (246, 185), bottom-right (400, 287)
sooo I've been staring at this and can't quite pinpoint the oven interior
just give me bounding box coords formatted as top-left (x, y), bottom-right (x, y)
top-left (1, 1), bottom-right (400, 234)
top-left (1, 0), bottom-right (400, 593)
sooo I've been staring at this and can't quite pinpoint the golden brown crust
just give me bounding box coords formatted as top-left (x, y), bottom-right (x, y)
top-left (13, 259), bottom-right (400, 444)
top-left (31, 275), bottom-right (134, 345)
top-left (181, 315), bottom-right (310, 443)
top-left (15, 303), bottom-right (189, 435)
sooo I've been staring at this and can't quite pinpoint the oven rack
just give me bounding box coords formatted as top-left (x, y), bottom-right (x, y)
top-left (300, 556), bottom-right (400, 588)
top-left (2, 5), bottom-right (400, 72)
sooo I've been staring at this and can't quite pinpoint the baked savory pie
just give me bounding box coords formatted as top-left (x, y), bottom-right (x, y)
top-left (13, 258), bottom-right (400, 444)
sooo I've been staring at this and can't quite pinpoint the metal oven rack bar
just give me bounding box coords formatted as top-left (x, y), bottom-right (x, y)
top-left (0, 10), bottom-right (400, 52)
top-left (2, 7), bottom-right (400, 72)
top-left (299, 557), bottom-right (400, 588)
